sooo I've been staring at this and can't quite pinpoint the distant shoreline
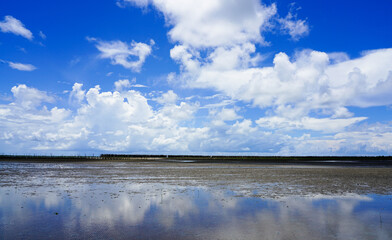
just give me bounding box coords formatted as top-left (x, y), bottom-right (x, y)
top-left (0, 154), bottom-right (392, 166)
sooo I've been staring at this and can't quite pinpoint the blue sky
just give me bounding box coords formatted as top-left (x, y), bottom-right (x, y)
top-left (0, 0), bottom-right (391, 155)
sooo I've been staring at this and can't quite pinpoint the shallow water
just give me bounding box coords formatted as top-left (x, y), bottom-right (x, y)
top-left (1, 161), bottom-right (392, 239)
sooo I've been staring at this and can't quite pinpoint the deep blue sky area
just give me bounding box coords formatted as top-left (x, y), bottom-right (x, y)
top-left (0, 0), bottom-right (391, 155)
top-left (265, 0), bottom-right (392, 57)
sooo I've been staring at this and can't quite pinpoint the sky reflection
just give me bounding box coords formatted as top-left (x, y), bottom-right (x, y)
top-left (1, 184), bottom-right (391, 239)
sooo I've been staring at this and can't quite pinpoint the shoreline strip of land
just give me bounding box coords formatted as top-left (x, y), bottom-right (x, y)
top-left (0, 154), bottom-right (392, 166)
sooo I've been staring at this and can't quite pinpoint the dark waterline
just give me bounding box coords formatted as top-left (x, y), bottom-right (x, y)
top-left (1, 161), bottom-right (392, 239)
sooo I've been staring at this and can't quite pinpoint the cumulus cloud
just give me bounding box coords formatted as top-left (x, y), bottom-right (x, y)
top-left (11, 84), bottom-right (54, 109)
top-left (0, 85), bottom-right (70, 152)
top-left (0, 84), bottom-right (200, 152)
top-left (143, 0), bottom-right (392, 151)
top-left (121, 0), bottom-right (277, 48)
top-left (0, 83), bottom-right (391, 155)
top-left (280, 124), bottom-right (392, 156)
top-left (0, 84), bottom-right (272, 153)
top-left (217, 108), bottom-right (241, 122)
top-left (0, 15), bottom-right (33, 40)
top-left (69, 83), bottom-right (85, 104)
top-left (114, 79), bottom-right (132, 92)
top-left (121, 0), bottom-right (320, 120)
top-left (156, 90), bottom-right (178, 105)
top-left (173, 47), bottom-right (392, 120)
top-left (88, 38), bottom-right (153, 72)
top-left (209, 108), bottom-right (242, 125)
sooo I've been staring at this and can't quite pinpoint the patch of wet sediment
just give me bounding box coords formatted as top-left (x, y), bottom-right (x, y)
top-left (1, 161), bottom-right (392, 198)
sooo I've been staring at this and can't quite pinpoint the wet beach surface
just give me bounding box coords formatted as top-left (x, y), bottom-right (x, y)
top-left (1, 160), bottom-right (392, 239)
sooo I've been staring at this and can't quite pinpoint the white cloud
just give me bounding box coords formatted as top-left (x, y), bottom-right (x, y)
top-left (88, 38), bottom-right (153, 72)
top-left (174, 47), bottom-right (392, 120)
top-left (278, 12), bottom-right (309, 41)
top-left (218, 108), bottom-right (241, 121)
top-left (0, 84), bottom-right (200, 152)
top-left (256, 116), bottom-right (366, 133)
top-left (0, 83), bottom-right (391, 155)
top-left (119, 1), bottom-right (318, 120)
top-left (0, 84), bottom-right (268, 153)
top-left (0, 85), bottom-right (71, 152)
top-left (133, 84), bottom-right (147, 88)
top-left (163, 26), bottom-right (392, 152)
top-left (122, 0), bottom-right (277, 48)
top-left (328, 52), bottom-right (350, 64)
top-left (212, 108), bottom-right (241, 122)
top-left (326, 48), bottom-right (392, 108)
top-left (0, 15), bottom-right (33, 40)
top-left (69, 83), bottom-right (85, 104)
top-left (114, 79), bottom-right (131, 91)
top-left (11, 84), bottom-right (54, 109)
top-left (280, 124), bottom-right (392, 156)
top-left (7, 61), bottom-right (37, 71)
top-left (79, 85), bottom-right (153, 126)
top-left (156, 90), bottom-right (178, 105)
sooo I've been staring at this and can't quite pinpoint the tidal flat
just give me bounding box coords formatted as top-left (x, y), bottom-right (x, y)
top-left (1, 160), bottom-right (392, 239)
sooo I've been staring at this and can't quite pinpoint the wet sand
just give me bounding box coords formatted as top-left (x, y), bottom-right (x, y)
top-left (1, 160), bottom-right (392, 198)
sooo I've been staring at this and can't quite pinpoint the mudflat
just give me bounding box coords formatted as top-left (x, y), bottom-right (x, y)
top-left (0, 161), bottom-right (392, 197)
top-left (2, 161), bottom-right (392, 197)
top-left (1, 161), bottom-right (392, 240)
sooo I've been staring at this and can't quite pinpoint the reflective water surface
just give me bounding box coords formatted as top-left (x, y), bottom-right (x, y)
top-left (1, 161), bottom-right (392, 239)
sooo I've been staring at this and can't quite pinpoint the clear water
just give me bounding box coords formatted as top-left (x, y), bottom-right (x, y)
top-left (1, 161), bottom-right (391, 239)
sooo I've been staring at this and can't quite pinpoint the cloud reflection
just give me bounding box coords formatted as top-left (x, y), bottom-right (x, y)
top-left (1, 184), bottom-right (391, 240)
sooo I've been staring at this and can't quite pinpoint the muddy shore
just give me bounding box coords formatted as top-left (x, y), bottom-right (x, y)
top-left (1, 154), bottom-right (392, 166)
top-left (1, 160), bottom-right (392, 198)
